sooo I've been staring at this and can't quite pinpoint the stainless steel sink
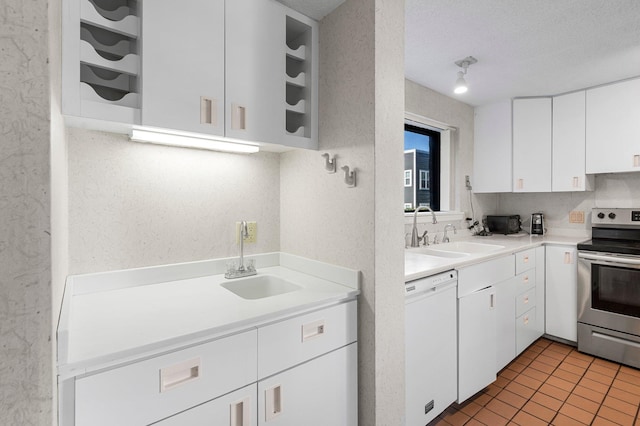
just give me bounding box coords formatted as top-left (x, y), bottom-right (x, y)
top-left (407, 247), bottom-right (470, 258)
top-left (432, 241), bottom-right (505, 254)
top-left (221, 275), bottom-right (301, 300)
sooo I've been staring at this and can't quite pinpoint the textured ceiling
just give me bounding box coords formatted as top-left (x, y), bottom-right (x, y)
top-left (405, 0), bottom-right (640, 106)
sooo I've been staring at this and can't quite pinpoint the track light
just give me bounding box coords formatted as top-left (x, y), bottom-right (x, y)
top-left (453, 56), bottom-right (477, 95)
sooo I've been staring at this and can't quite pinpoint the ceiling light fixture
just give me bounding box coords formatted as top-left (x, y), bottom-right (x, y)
top-left (453, 56), bottom-right (477, 95)
top-left (129, 128), bottom-right (260, 154)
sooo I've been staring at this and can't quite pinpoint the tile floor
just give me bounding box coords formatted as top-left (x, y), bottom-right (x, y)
top-left (430, 338), bottom-right (640, 426)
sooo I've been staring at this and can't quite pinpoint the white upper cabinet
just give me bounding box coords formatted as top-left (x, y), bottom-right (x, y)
top-left (586, 78), bottom-right (640, 174)
top-left (225, 0), bottom-right (285, 145)
top-left (62, 0), bottom-right (141, 124)
top-left (142, 0), bottom-right (225, 136)
top-left (65, 0), bottom-right (318, 150)
top-left (512, 98), bottom-right (552, 192)
top-left (552, 91), bottom-right (594, 191)
top-left (473, 100), bottom-right (512, 193)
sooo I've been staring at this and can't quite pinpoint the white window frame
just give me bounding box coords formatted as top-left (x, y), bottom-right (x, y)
top-left (404, 170), bottom-right (412, 187)
top-left (419, 169), bottom-right (429, 190)
top-left (404, 203), bottom-right (413, 210)
top-left (404, 112), bottom-right (464, 222)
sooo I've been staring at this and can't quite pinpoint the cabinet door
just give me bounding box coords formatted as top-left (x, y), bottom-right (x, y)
top-left (257, 343), bottom-right (357, 426)
top-left (552, 91), bottom-right (593, 191)
top-left (535, 246), bottom-right (546, 336)
top-left (142, 0), bottom-right (225, 136)
top-left (458, 287), bottom-right (497, 402)
top-left (545, 246), bottom-right (578, 342)
top-left (155, 383), bottom-right (257, 426)
top-left (225, 0), bottom-right (284, 144)
top-left (473, 100), bottom-right (512, 193)
top-left (495, 277), bottom-right (516, 373)
top-left (513, 98), bottom-right (552, 192)
top-left (586, 78), bottom-right (640, 174)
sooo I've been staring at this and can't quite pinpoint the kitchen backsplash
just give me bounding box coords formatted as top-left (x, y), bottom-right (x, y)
top-left (497, 172), bottom-right (640, 235)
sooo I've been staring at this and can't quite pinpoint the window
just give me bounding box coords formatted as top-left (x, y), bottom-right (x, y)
top-left (404, 170), bottom-right (412, 187)
top-left (404, 124), bottom-right (440, 210)
top-left (419, 170), bottom-right (429, 190)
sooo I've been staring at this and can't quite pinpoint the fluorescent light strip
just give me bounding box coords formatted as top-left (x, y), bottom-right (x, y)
top-left (130, 129), bottom-right (260, 154)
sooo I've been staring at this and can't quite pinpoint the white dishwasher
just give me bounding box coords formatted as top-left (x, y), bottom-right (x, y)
top-left (405, 270), bottom-right (458, 426)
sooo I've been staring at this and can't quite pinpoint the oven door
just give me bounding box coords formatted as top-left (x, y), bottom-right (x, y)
top-left (578, 251), bottom-right (640, 336)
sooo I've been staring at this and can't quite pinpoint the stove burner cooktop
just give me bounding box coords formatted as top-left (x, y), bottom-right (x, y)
top-left (579, 208), bottom-right (640, 256)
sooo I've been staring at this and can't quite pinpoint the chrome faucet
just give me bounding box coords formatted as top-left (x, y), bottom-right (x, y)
top-left (225, 221), bottom-right (257, 279)
top-left (443, 224), bottom-right (457, 243)
top-left (410, 206), bottom-right (438, 247)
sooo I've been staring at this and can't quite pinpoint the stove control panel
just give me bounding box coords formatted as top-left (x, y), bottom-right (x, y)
top-left (593, 208), bottom-right (640, 226)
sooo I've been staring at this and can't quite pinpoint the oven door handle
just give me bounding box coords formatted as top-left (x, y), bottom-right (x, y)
top-left (578, 252), bottom-right (640, 266)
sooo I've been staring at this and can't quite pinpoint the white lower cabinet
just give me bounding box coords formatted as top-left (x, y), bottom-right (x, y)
top-left (516, 307), bottom-right (538, 354)
top-left (67, 301), bottom-right (357, 426)
top-left (545, 245), bottom-right (578, 342)
top-left (75, 329), bottom-right (258, 426)
top-left (257, 343), bottom-right (357, 425)
top-left (495, 276), bottom-right (516, 372)
top-left (457, 256), bottom-right (513, 402)
top-left (458, 286), bottom-right (497, 402)
top-left (155, 383), bottom-right (257, 426)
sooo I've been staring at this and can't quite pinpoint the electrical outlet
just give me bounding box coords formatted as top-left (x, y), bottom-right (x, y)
top-left (569, 211), bottom-right (585, 224)
top-left (236, 221), bottom-right (257, 243)
top-left (465, 175), bottom-right (472, 190)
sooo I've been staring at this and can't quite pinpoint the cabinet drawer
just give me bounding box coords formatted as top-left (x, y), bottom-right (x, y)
top-left (516, 307), bottom-right (540, 354)
top-left (516, 268), bottom-right (536, 292)
top-left (458, 255), bottom-right (514, 297)
top-left (75, 329), bottom-right (257, 426)
top-left (258, 300), bottom-right (357, 379)
top-left (155, 383), bottom-right (257, 426)
top-left (515, 248), bottom-right (536, 274)
top-left (516, 287), bottom-right (536, 317)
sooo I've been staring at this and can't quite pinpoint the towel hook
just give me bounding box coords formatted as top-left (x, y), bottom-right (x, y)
top-left (341, 165), bottom-right (356, 187)
top-left (321, 153), bottom-right (336, 173)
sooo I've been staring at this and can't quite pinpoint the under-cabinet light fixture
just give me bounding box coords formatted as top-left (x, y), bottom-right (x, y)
top-left (129, 129), bottom-right (260, 154)
top-left (453, 56), bottom-right (477, 95)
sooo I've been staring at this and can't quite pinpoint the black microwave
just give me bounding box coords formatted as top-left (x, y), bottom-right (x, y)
top-left (486, 215), bottom-right (521, 235)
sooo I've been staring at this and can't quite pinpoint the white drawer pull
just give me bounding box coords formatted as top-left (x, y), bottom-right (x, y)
top-left (564, 252), bottom-right (572, 264)
top-left (159, 357), bottom-right (200, 392)
top-left (231, 103), bottom-right (246, 130)
top-left (302, 319), bottom-right (325, 342)
top-left (634, 154), bottom-right (640, 167)
top-left (200, 96), bottom-right (218, 126)
top-left (523, 275), bottom-right (529, 284)
top-left (265, 384), bottom-right (282, 421)
top-left (523, 256), bottom-right (529, 263)
top-left (523, 296), bottom-right (529, 304)
top-left (230, 397), bottom-right (251, 426)
top-left (524, 316), bottom-right (529, 325)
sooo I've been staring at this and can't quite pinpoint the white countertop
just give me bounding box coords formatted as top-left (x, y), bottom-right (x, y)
top-left (405, 233), bottom-right (588, 282)
top-left (57, 252), bottom-right (359, 379)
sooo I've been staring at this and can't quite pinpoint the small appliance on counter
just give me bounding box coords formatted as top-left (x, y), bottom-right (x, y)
top-left (486, 215), bottom-right (521, 235)
top-left (530, 213), bottom-right (545, 235)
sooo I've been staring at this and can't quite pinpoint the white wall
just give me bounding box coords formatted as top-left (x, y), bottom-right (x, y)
top-left (0, 0), bottom-right (53, 424)
top-left (281, 0), bottom-right (405, 423)
top-left (67, 129), bottom-right (281, 274)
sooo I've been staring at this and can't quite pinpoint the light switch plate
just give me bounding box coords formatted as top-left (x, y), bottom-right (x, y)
top-left (236, 221), bottom-right (257, 243)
